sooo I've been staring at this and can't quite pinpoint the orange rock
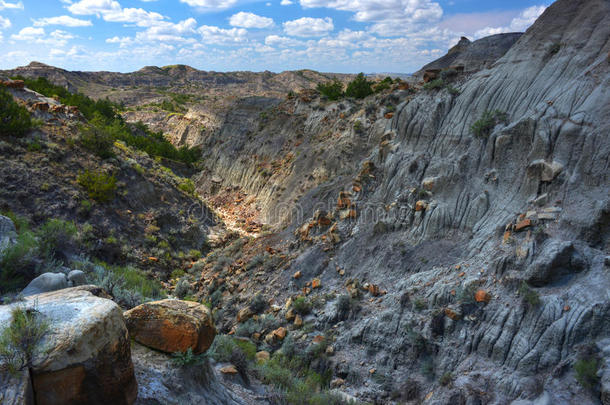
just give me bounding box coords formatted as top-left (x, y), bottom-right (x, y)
top-left (148, 256), bottom-right (159, 262)
top-left (503, 230), bottom-right (512, 243)
top-left (474, 289), bottom-right (491, 303)
top-left (293, 271), bottom-right (302, 279)
top-left (369, 368), bottom-right (376, 374)
top-left (368, 284), bottom-right (380, 296)
top-left (220, 365), bottom-right (238, 374)
top-left (384, 112), bottom-right (394, 119)
top-left (3, 79), bottom-right (24, 89)
top-left (458, 272), bottom-right (465, 277)
top-left (563, 305), bottom-right (571, 312)
top-left (353, 185), bottom-right (362, 192)
top-left (515, 219), bottom-right (532, 231)
top-left (312, 335), bottom-right (324, 344)
top-left (337, 191), bottom-right (351, 209)
top-left (444, 307), bottom-right (462, 320)
top-left (415, 200), bottom-right (428, 211)
top-left (312, 278), bottom-right (321, 289)
top-left (272, 327), bottom-right (287, 341)
top-left (237, 307), bottom-right (253, 323)
top-left (294, 314), bottom-right (303, 327)
top-left (123, 299), bottom-right (216, 354)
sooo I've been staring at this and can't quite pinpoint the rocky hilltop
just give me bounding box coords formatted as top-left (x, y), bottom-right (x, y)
top-left (0, 0), bottom-right (609, 404)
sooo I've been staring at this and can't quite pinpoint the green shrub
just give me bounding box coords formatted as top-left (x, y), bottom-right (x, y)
top-left (37, 218), bottom-right (77, 259)
top-left (353, 121), bottom-right (363, 133)
top-left (89, 261), bottom-right (163, 306)
top-left (209, 334), bottom-right (238, 362)
top-left (518, 281), bottom-right (541, 307)
top-left (235, 339), bottom-right (257, 361)
top-left (345, 73), bottom-right (373, 99)
top-left (447, 86), bottom-right (460, 96)
top-left (178, 179), bottom-right (196, 195)
top-left (77, 169), bottom-right (117, 202)
top-left (0, 231), bottom-right (38, 293)
top-left (174, 277), bottom-right (192, 299)
top-left (423, 79), bottom-right (444, 90)
top-left (0, 87), bottom-right (32, 137)
top-left (373, 76), bottom-right (393, 93)
top-left (317, 80), bottom-right (344, 101)
top-left (249, 293), bottom-right (267, 313)
top-left (171, 347), bottom-right (205, 367)
top-left (79, 124), bottom-right (115, 159)
top-left (292, 296), bottom-right (312, 316)
top-left (471, 110), bottom-right (508, 138)
top-left (0, 306), bottom-right (49, 375)
top-left (439, 372), bottom-right (453, 386)
top-left (574, 357), bottom-right (599, 390)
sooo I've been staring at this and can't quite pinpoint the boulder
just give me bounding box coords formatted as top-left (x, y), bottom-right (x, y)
top-left (0, 214), bottom-right (16, 253)
top-left (67, 270), bottom-right (87, 286)
top-left (123, 299), bottom-right (216, 354)
top-left (21, 273), bottom-right (69, 297)
top-left (236, 306), bottom-right (254, 323)
top-left (525, 240), bottom-right (585, 287)
top-left (0, 287), bottom-right (137, 405)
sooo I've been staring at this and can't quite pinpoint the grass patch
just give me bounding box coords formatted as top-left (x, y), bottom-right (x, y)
top-left (0, 306), bottom-right (49, 376)
top-left (423, 79), bottom-right (444, 90)
top-left (574, 357), bottom-right (599, 390)
top-left (77, 169), bottom-right (117, 202)
top-left (518, 281), bottom-right (541, 307)
top-left (0, 87), bottom-right (33, 137)
top-left (471, 110), bottom-right (508, 138)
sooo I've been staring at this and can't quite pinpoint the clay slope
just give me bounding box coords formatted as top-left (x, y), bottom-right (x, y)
top-left (197, 0), bottom-right (609, 403)
top-left (273, 0), bottom-right (610, 402)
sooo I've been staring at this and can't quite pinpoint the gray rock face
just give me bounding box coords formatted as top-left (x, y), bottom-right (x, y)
top-left (415, 33), bottom-right (523, 75)
top-left (20, 272), bottom-right (69, 297)
top-left (0, 214), bottom-right (16, 253)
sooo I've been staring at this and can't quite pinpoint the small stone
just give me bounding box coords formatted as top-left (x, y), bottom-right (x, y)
top-left (563, 305), bottom-right (571, 312)
top-left (369, 368), bottom-right (376, 374)
top-left (312, 335), bottom-right (324, 344)
top-left (285, 308), bottom-right (296, 321)
top-left (293, 271), bottom-right (302, 279)
top-left (237, 307), bottom-right (254, 323)
top-left (330, 378), bottom-right (345, 388)
top-left (415, 200), bottom-right (428, 211)
top-left (515, 219), bottom-right (532, 231)
top-left (220, 365), bottom-right (238, 375)
top-left (294, 314), bottom-right (303, 327)
top-left (255, 351), bottom-right (270, 364)
top-left (474, 289), bottom-right (491, 303)
top-left (368, 284), bottom-right (380, 296)
top-left (444, 307), bottom-right (462, 320)
top-left (312, 278), bottom-right (321, 289)
top-left (325, 346), bottom-right (334, 355)
top-left (272, 327), bottom-right (287, 341)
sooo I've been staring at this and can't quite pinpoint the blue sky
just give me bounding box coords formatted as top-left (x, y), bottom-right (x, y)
top-left (0, 0), bottom-right (552, 73)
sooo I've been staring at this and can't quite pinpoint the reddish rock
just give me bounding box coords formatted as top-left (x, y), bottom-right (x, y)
top-left (32, 102), bottom-right (49, 112)
top-left (272, 327), bottom-right (287, 341)
top-left (415, 200), bottom-right (428, 211)
top-left (312, 335), bottom-right (325, 344)
top-left (124, 299), bottom-right (216, 354)
top-left (293, 271), bottom-right (302, 279)
top-left (515, 219), bottom-right (532, 231)
top-left (384, 112), bottom-right (394, 119)
top-left (3, 79), bottom-right (25, 89)
top-left (474, 290), bottom-right (491, 303)
top-left (236, 307), bottom-right (254, 323)
top-left (220, 365), bottom-right (238, 374)
top-left (444, 307), bottom-right (462, 320)
top-left (423, 69), bottom-right (441, 83)
top-left (368, 284), bottom-right (380, 296)
top-left (312, 278), bottom-right (321, 289)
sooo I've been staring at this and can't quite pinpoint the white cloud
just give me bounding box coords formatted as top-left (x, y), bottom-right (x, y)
top-left (11, 26), bottom-right (45, 40)
top-left (136, 18), bottom-right (198, 42)
top-left (0, 0), bottom-right (23, 10)
top-left (474, 5), bottom-right (546, 38)
top-left (229, 12), bottom-right (273, 29)
top-left (68, 0), bottom-right (166, 27)
top-left (265, 34), bottom-right (304, 47)
top-left (33, 15), bottom-right (93, 27)
top-left (283, 17), bottom-right (333, 37)
top-left (280, 0), bottom-right (292, 5)
top-left (299, 0), bottom-right (442, 36)
top-left (198, 25), bottom-right (247, 45)
top-left (179, 0), bottom-right (238, 11)
top-left (0, 15), bottom-right (10, 29)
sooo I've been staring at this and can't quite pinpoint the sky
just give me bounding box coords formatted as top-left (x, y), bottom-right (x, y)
top-left (0, 0), bottom-right (553, 73)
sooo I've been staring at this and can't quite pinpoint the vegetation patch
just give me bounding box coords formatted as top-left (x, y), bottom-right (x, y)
top-left (471, 110), bottom-right (508, 138)
top-left (77, 169), bottom-right (117, 202)
top-left (0, 87), bottom-right (33, 137)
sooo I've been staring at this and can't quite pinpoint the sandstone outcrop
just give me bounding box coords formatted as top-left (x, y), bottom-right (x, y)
top-left (0, 286), bottom-right (137, 405)
top-left (123, 299), bottom-right (216, 354)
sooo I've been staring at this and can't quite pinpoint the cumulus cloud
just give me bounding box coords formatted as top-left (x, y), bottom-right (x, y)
top-left (11, 26), bottom-right (45, 40)
top-left (299, 0), bottom-right (442, 36)
top-left (68, 0), bottom-right (166, 27)
top-left (229, 12), bottom-right (274, 28)
top-left (0, 15), bottom-right (10, 29)
top-left (283, 17), bottom-right (333, 37)
top-left (33, 15), bottom-right (93, 27)
top-left (179, 0), bottom-right (238, 11)
top-left (0, 0), bottom-right (23, 10)
top-left (198, 25), bottom-right (247, 45)
top-left (265, 34), bottom-right (304, 47)
top-left (474, 5), bottom-right (546, 38)
top-left (136, 18), bottom-right (198, 42)
top-left (280, 0), bottom-right (292, 5)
